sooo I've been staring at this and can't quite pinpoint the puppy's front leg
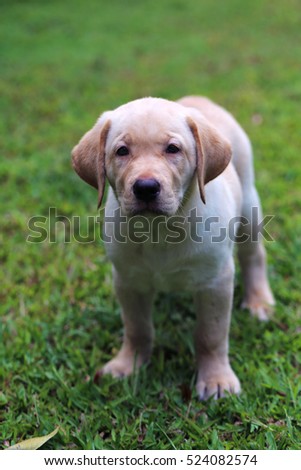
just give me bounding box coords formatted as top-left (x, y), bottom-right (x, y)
top-left (194, 259), bottom-right (241, 400)
top-left (100, 270), bottom-right (154, 378)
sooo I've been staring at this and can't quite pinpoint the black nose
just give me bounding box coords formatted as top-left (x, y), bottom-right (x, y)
top-left (133, 178), bottom-right (161, 202)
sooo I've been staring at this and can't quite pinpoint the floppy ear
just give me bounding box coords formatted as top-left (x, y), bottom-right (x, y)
top-left (187, 115), bottom-right (232, 204)
top-left (71, 116), bottom-right (111, 208)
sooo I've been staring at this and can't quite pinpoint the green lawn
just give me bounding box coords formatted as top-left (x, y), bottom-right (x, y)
top-left (1, 0), bottom-right (301, 450)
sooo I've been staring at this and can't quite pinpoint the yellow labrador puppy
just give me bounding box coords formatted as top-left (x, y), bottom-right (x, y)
top-left (72, 96), bottom-right (274, 399)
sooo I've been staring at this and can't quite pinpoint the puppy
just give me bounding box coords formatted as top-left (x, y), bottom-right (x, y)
top-left (72, 96), bottom-right (274, 399)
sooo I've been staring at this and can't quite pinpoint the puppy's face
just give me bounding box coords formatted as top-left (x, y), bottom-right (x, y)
top-left (104, 99), bottom-right (196, 216)
top-left (72, 97), bottom-right (232, 215)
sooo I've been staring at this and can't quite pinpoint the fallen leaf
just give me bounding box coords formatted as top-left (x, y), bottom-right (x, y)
top-left (7, 427), bottom-right (59, 450)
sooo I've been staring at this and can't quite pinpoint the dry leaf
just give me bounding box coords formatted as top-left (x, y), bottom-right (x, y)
top-left (7, 427), bottom-right (59, 450)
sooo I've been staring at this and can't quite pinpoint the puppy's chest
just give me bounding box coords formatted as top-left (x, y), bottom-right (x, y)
top-left (110, 242), bottom-right (222, 292)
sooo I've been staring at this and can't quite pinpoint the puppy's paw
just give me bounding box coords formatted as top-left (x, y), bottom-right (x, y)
top-left (196, 366), bottom-right (241, 400)
top-left (94, 351), bottom-right (145, 382)
top-left (241, 296), bottom-right (275, 321)
top-left (99, 358), bottom-right (132, 379)
top-left (241, 284), bottom-right (275, 321)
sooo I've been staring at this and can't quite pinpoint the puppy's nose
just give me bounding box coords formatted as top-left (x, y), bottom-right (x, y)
top-left (133, 178), bottom-right (161, 202)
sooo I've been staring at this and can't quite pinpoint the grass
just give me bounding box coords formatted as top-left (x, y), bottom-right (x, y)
top-left (1, 0), bottom-right (301, 450)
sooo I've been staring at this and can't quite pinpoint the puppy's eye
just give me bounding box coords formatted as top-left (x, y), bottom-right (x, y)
top-left (116, 146), bottom-right (129, 156)
top-left (166, 144), bottom-right (180, 154)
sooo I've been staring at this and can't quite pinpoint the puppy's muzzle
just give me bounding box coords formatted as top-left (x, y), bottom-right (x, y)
top-left (133, 178), bottom-right (161, 202)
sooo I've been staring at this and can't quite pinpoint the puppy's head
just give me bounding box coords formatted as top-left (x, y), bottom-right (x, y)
top-left (72, 98), bottom-right (232, 215)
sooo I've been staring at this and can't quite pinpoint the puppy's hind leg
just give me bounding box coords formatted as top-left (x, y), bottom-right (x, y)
top-left (237, 187), bottom-right (275, 321)
top-left (99, 270), bottom-right (155, 379)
